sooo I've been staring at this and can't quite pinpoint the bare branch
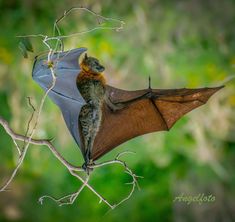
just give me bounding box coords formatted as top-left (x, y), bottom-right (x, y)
top-left (69, 169), bottom-right (115, 209)
top-left (0, 115), bottom-right (114, 208)
top-left (90, 151), bottom-right (143, 207)
top-left (0, 116), bottom-right (81, 171)
top-left (1, 6), bottom-right (138, 209)
top-left (0, 47), bottom-right (57, 191)
top-left (12, 137), bottom-right (21, 155)
top-left (0, 115), bottom-right (141, 208)
top-left (16, 6), bottom-right (125, 44)
top-left (22, 96), bottom-right (36, 149)
top-left (39, 175), bottom-right (90, 206)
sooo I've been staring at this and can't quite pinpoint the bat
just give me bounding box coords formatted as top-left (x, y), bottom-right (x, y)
top-left (32, 47), bottom-right (223, 168)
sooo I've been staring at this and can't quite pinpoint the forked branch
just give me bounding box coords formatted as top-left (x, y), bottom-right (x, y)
top-left (0, 116), bottom-right (141, 208)
top-left (0, 6), bottom-right (139, 209)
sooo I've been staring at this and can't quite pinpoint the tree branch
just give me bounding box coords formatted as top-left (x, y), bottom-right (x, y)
top-left (0, 6), bottom-right (139, 209)
top-left (0, 116), bottom-right (141, 208)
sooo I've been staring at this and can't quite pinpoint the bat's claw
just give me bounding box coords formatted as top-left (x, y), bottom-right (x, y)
top-left (146, 90), bottom-right (154, 99)
top-left (82, 162), bottom-right (94, 175)
top-left (82, 151), bottom-right (94, 175)
top-left (148, 76), bottom-right (152, 89)
top-left (82, 162), bottom-right (87, 171)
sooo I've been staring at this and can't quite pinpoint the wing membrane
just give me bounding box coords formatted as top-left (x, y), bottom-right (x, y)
top-left (92, 86), bottom-right (223, 160)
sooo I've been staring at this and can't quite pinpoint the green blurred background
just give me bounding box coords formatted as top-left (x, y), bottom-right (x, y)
top-left (0, 0), bottom-right (235, 221)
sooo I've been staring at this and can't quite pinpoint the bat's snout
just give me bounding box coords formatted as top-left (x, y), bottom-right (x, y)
top-left (98, 65), bottom-right (105, 72)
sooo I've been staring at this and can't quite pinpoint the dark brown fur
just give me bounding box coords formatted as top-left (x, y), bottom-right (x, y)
top-left (77, 55), bottom-right (106, 164)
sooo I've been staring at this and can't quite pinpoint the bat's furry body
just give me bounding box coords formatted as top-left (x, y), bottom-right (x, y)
top-left (32, 48), bottom-right (223, 166)
top-left (77, 55), bottom-right (106, 164)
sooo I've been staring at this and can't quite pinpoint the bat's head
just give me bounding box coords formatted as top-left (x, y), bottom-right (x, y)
top-left (80, 53), bottom-right (105, 74)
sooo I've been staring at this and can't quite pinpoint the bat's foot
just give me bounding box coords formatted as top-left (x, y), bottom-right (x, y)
top-left (145, 90), bottom-right (155, 99)
top-left (82, 162), bottom-right (86, 170)
top-left (82, 160), bottom-right (94, 175)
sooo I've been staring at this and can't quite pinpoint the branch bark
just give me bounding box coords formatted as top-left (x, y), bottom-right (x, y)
top-left (0, 116), bottom-right (140, 208)
top-left (0, 6), bottom-right (138, 209)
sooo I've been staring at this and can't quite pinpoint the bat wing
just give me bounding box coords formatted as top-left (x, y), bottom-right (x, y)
top-left (32, 48), bottom-right (87, 155)
top-left (92, 85), bottom-right (223, 160)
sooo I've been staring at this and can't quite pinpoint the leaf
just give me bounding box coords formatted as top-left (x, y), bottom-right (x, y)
top-left (18, 37), bottom-right (34, 58)
top-left (20, 37), bottom-right (34, 52)
top-left (19, 41), bottom-right (28, 58)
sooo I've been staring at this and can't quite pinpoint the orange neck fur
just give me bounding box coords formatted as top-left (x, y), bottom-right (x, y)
top-left (77, 62), bottom-right (106, 85)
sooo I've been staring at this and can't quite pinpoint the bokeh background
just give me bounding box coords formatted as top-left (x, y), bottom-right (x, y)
top-left (0, 0), bottom-right (235, 221)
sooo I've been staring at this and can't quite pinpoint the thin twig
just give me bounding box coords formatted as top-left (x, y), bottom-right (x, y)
top-left (0, 116), bottom-right (114, 208)
top-left (0, 116), bottom-right (141, 208)
top-left (0, 42), bottom-right (57, 192)
top-left (23, 97), bottom-right (36, 149)
top-left (17, 7), bottom-right (125, 44)
top-left (0, 6), bottom-right (138, 209)
top-left (0, 116), bottom-right (81, 171)
top-left (69, 169), bottom-right (118, 209)
top-left (91, 151), bottom-right (143, 208)
top-left (39, 175), bottom-right (90, 206)
top-left (12, 138), bottom-right (21, 155)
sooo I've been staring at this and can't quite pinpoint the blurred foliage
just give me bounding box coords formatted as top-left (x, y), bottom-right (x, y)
top-left (0, 0), bottom-right (235, 221)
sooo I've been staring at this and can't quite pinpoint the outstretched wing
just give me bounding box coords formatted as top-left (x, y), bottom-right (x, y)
top-left (92, 85), bottom-right (223, 160)
top-left (32, 48), bottom-right (87, 155)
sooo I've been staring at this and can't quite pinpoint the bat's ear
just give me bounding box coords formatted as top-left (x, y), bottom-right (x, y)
top-left (84, 53), bottom-right (88, 60)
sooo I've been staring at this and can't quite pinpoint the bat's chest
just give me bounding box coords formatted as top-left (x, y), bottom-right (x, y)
top-left (77, 80), bottom-right (105, 106)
